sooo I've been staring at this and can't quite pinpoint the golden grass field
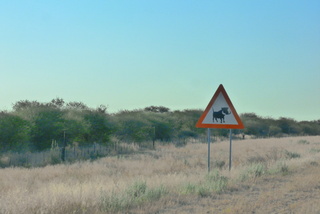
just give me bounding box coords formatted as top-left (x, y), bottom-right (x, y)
top-left (1, 136), bottom-right (320, 214)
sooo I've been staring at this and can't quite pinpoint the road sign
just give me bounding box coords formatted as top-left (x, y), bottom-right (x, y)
top-left (196, 84), bottom-right (244, 129)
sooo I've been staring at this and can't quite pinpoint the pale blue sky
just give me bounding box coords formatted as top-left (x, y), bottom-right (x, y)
top-left (1, 1), bottom-right (319, 121)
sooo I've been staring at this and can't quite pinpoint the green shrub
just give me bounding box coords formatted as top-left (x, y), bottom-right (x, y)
top-left (0, 112), bottom-right (30, 152)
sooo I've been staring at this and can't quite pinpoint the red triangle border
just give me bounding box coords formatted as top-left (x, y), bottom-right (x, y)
top-left (196, 84), bottom-right (244, 129)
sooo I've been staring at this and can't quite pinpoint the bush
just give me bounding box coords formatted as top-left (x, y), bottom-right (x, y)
top-left (30, 109), bottom-right (65, 151)
top-left (2, 98), bottom-right (320, 153)
top-left (83, 111), bottom-right (114, 144)
top-left (0, 112), bottom-right (30, 152)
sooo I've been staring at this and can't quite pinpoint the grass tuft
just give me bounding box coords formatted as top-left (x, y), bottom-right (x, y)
top-left (205, 170), bottom-right (228, 193)
top-left (181, 183), bottom-right (197, 195)
top-left (268, 162), bottom-right (289, 175)
top-left (297, 139), bottom-right (310, 145)
top-left (240, 163), bottom-right (266, 181)
top-left (214, 160), bottom-right (226, 169)
top-left (100, 180), bottom-right (167, 212)
top-left (285, 150), bottom-right (301, 159)
top-left (126, 180), bottom-right (147, 199)
top-left (181, 170), bottom-right (228, 197)
top-left (310, 148), bottom-right (320, 153)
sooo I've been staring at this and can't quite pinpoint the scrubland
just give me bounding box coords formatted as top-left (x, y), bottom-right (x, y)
top-left (1, 136), bottom-right (320, 214)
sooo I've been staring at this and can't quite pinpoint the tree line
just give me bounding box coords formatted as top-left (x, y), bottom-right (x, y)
top-left (0, 98), bottom-right (319, 152)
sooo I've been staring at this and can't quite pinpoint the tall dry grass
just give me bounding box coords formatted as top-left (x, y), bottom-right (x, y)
top-left (0, 136), bottom-right (320, 213)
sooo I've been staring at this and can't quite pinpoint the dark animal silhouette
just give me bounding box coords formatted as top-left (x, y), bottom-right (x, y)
top-left (212, 107), bottom-right (231, 123)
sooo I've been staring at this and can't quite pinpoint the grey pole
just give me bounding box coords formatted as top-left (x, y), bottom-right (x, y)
top-left (229, 129), bottom-right (232, 171)
top-left (207, 128), bottom-right (211, 172)
top-left (152, 126), bottom-right (155, 149)
top-left (62, 130), bottom-right (66, 162)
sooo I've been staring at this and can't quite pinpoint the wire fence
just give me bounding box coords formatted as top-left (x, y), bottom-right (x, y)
top-left (0, 143), bottom-right (138, 168)
top-left (0, 136), bottom-right (231, 168)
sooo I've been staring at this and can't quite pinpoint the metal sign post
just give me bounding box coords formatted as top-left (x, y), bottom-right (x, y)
top-left (229, 129), bottom-right (232, 170)
top-left (207, 128), bottom-right (211, 172)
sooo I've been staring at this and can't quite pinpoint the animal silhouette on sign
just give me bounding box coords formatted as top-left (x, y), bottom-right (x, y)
top-left (212, 107), bottom-right (231, 123)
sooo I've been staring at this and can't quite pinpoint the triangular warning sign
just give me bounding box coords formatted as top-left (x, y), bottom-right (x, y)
top-left (196, 84), bottom-right (244, 129)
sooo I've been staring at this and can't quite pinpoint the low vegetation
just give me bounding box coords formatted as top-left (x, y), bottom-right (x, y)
top-left (0, 98), bottom-right (320, 154)
top-left (0, 136), bottom-right (319, 213)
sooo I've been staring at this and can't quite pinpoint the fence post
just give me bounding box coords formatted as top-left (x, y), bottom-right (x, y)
top-left (61, 131), bottom-right (66, 162)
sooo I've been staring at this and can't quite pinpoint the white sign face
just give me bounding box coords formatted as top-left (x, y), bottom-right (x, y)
top-left (202, 92), bottom-right (238, 125)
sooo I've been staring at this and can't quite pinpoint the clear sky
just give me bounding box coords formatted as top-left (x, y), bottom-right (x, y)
top-left (1, 1), bottom-right (319, 121)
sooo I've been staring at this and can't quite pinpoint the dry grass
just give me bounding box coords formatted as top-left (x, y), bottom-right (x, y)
top-left (0, 136), bottom-right (320, 213)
